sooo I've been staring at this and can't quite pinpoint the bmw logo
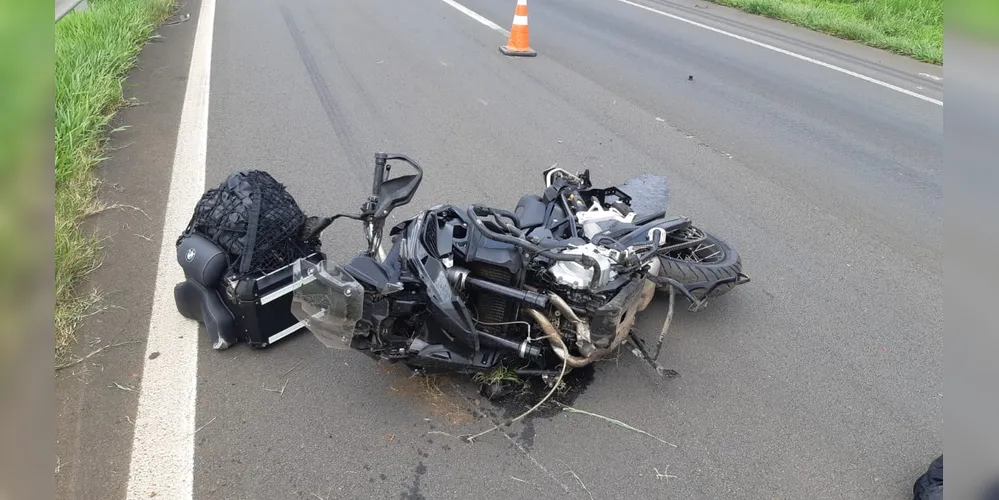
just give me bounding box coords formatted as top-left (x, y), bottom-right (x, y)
top-left (186, 248), bottom-right (196, 262)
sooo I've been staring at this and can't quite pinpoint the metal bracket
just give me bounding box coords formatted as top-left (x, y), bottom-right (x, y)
top-left (627, 331), bottom-right (679, 379)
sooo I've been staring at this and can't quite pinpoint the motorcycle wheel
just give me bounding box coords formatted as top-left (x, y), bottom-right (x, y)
top-left (658, 228), bottom-right (742, 299)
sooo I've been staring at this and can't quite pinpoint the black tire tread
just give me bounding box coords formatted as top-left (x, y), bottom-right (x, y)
top-left (658, 231), bottom-right (742, 299)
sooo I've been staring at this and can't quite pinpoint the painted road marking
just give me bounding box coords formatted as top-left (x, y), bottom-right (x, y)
top-left (440, 0), bottom-right (510, 36)
top-left (439, 0), bottom-right (941, 106)
top-left (919, 72), bottom-right (943, 81)
top-left (612, 0), bottom-right (943, 106)
top-left (124, 0), bottom-right (214, 497)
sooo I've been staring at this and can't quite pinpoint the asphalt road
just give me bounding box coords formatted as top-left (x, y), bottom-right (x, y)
top-left (61, 0), bottom-right (945, 498)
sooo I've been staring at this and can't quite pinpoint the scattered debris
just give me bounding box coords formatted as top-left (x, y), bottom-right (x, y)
top-left (126, 415), bottom-right (134, 425)
top-left (510, 476), bottom-right (530, 484)
top-left (654, 465), bottom-right (678, 483)
top-left (91, 203), bottom-right (151, 220)
top-left (688, 75), bottom-right (694, 81)
top-left (462, 357), bottom-right (568, 443)
top-left (134, 233), bottom-right (153, 242)
top-left (560, 461), bottom-right (593, 500)
top-left (503, 428), bottom-right (569, 493)
top-left (655, 117), bottom-right (665, 122)
top-left (384, 434), bottom-right (395, 441)
top-left (263, 379), bottom-right (289, 395)
top-left (559, 403), bottom-right (677, 447)
top-left (122, 97), bottom-right (149, 108)
top-left (192, 417), bottom-right (216, 436)
top-left (163, 12), bottom-right (191, 26)
top-left (310, 486), bottom-right (333, 500)
top-left (472, 365), bottom-right (522, 387)
top-left (110, 382), bottom-right (137, 392)
top-left (56, 340), bottom-right (141, 370)
top-left (281, 359), bottom-right (304, 378)
top-left (465, 407), bottom-right (568, 491)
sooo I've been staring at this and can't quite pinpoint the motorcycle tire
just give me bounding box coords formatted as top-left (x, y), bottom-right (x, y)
top-left (658, 230), bottom-right (742, 299)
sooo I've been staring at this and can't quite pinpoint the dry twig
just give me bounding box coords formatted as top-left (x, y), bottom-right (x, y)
top-left (654, 465), bottom-right (678, 483)
top-left (109, 382), bottom-right (136, 392)
top-left (558, 460), bottom-right (593, 500)
top-left (426, 431), bottom-right (458, 439)
top-left (502, 432), bottom-right (569, 493)
top-left (96, 203), bottom-right (152, 220)
top-left (263, 380), bottom-right (289, 395)
top-left (559, 403), bottom-right (677, 447)
top-left (467, 407), bottom-right (569, 492)
top-left (281, 360), bottom-right (305, 378)
top-left (192, 417), bottom-right (216, 436)
top-left (56, 340), bottom-right (141, 370)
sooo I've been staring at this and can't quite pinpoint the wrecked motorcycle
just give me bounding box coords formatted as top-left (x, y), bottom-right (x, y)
top-left (290, 153), bottom-right (749, 392)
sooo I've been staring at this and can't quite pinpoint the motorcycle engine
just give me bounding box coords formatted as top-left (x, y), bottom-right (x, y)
top-left (548, 244), bottom-right (620, 290)
top-left (548, 200), bottom-right (634, 290)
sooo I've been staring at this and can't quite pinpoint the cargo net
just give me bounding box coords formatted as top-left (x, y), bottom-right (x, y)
top-left (180, 170), bottom-right (321, 275)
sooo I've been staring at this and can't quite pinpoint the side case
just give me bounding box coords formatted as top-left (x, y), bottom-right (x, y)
top-left (222, 252), bottom-right (326, 348)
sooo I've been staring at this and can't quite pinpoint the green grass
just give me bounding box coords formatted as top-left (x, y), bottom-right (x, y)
top-left (949, 0), bottom-right (999, 41)
top-left (55, 0), bottom-right (174, 353)
top-left (1, 0), bottom-right (51, 368)
top-left (472, 365), bottom-right (524, 386)
top-left (708, 0), bottom-right (943, 64)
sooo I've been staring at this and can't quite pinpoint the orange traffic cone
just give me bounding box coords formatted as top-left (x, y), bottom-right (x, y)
top-left (500, 0), bottom-right (537, 57)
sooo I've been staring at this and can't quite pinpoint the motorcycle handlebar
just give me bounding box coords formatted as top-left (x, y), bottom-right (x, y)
top-left (372, 152), bottom-right (424, 197)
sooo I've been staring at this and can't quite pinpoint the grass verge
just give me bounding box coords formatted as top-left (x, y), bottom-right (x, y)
top-left (55, 0), bottom-right (174, 354)
top-left (948, 0), bottom-right (999, 42)
top-left (707, 0), bottom-right (942, 64)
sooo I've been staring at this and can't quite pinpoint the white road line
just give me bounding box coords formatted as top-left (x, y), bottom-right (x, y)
top-left (440, 0), bottom-right (510, 36)
top-left (612, 0), bottom-right (943, 106)
top-left (919, 72), bottom-right (943, 81)
top-left (125, 0), bottom-right (214, 497)
top-left (436, 0), bottom-right (941, 106)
